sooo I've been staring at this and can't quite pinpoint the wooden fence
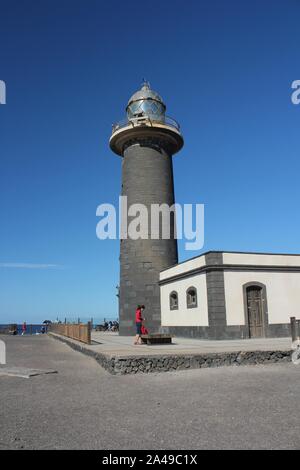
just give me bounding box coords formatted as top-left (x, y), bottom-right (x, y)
top-left (49, 322), bottom-right (91, 345)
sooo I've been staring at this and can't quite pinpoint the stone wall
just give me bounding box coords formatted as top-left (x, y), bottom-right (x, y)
top-left (49, 333), bottom-right (291, 375)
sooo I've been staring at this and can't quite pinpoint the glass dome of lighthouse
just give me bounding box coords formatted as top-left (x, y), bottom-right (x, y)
top-left (126, 81), bottom-right (166, 121)
top-left (110, 81), bottom-right (183, 156)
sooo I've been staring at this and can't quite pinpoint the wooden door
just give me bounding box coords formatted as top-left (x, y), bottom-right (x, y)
top-left (246, 286), bottom-right (264, 338)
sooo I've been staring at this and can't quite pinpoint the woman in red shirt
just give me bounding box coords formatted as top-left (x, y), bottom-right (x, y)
top-left (134, 305), bottom-right (145, 345)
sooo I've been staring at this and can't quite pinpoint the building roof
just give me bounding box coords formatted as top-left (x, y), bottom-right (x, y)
top-left (159, 250), bottom-right (300, 283)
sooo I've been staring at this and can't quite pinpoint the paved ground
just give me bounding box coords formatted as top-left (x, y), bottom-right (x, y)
top-left (0, 335), bottom-right (299, 450)
top-left (0, 366), bottom-right (57, 378)
top-left (89, 332), bottom-right (291, 357)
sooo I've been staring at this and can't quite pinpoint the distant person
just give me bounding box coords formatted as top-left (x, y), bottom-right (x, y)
top-left (21, 322), bottom-right (27, 336)
top-left (10, 325), bottom-right (17, 335)
top-left (134, 305), bottom-right (145, 345)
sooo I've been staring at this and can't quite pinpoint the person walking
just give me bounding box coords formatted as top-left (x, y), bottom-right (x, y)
top-left (21, 322), bottom-right (27, 336)
top-left (134, 305), bottom-right (145, 345)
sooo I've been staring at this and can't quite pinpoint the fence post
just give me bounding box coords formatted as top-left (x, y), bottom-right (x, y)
top-left (87, 321), bottom-right (91, 345)
top-left (297, 320), bottom-right (300, 341)
top-left (291, 317), bottom-right (296, 342)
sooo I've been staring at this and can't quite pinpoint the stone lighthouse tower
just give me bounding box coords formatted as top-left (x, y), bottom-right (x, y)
top-left (110, 82), bottom-right (184, 335)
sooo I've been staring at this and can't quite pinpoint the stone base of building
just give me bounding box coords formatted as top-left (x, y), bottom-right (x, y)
top-left (162, 323), bottom-right (291, 340)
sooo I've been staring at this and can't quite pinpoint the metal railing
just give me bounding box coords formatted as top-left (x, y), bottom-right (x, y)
top-left (56, 317), bottom-right (118, 328)
top-left (112, 115), bottom-right (181, 134)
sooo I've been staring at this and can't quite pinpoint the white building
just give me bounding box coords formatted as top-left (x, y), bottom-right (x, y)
top-left (159, 251), bottom-right (300, 339)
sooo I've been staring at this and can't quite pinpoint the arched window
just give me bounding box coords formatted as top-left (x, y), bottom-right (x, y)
top-left (169, 291), bottom-right (178, 310)
top-left (186, 287), bottom-right (197, 308)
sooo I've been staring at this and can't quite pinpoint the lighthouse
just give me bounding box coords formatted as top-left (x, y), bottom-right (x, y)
top-left (110, 82), bottom-right (184, 335)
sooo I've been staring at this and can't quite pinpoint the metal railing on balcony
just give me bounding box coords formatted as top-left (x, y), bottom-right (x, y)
top-left (111, 115), bottom-right (181, 134)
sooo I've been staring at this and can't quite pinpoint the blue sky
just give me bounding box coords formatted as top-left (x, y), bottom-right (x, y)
top-left (0, 0), bottom-right (299, 323)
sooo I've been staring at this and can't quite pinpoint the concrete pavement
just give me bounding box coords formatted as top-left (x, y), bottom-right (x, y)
top-left (90, 331), bottom-right (291, 356)
top-left (0, 335), bottom-right (300, 450)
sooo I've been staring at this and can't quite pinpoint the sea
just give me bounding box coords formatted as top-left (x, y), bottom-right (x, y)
top-left (0, 324), bottom-right (47, 335)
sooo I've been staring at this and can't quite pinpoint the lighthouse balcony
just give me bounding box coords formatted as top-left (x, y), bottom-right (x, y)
top-left (111, 115), bottom-right (181, 135)
top-left (109, 114), bottom-right (184, 156)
